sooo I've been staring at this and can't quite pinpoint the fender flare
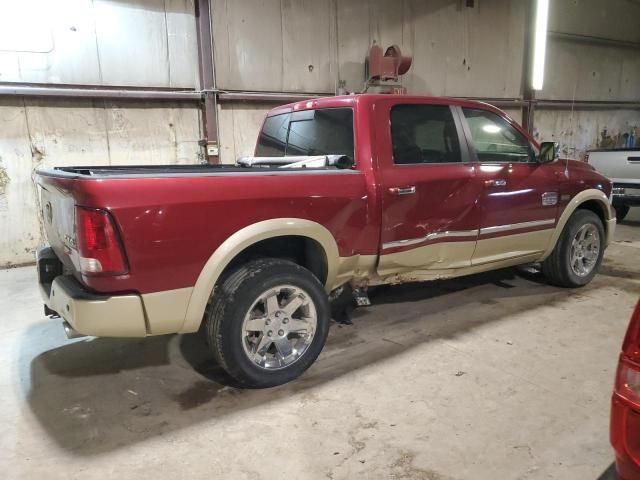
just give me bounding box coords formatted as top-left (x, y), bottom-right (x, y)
top-left (179, 218), bottom-right (340, 333)
top-left (541, 188), bottom-right (614, 259)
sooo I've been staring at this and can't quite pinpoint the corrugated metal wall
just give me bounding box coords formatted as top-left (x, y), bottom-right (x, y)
top-left (214, 0), bottom-right (640, 164)
top-left (0, 0), bottom-right (203, 267)
top-left (0, 98), bottom-right (202, 266)
top-left (214, 0), bottom-right (529, 163)
top-left (0, 0), bottom-right (199, 87)
top-left (533, 0), bottom-right (640, 158)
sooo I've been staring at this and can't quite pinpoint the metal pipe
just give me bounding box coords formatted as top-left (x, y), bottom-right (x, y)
top-left (63, 321), bottom-right (86, 339)
top-left (195, 0), bottom-right (219, 163)
top-left (549, 31), bottom-right (640, 50)
top-left (520, 0), bottom-right (537, 132)
top-left (462, 98), bottom-right (527, 108)
top-left (217, 91), bottom-right (331, 103)
top-left (4, 84), bottom-right (634, 111)
top-left (535, 100), bottom-right (640, 109)
top-left (0, 84), bottom-right (202, 100)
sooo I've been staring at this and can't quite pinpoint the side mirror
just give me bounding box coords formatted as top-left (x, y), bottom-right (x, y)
top-left (538, 142), bottom-right (558, 163)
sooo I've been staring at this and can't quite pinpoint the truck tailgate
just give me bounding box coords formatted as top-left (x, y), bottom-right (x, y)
top-left (36, 180), bottom-right (79, 273)
top-left (588, 150), bottom-right (640, 185)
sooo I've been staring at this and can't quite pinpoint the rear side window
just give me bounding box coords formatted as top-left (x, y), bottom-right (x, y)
top-left (462, 108), bottom-right (533, 163)
top-left (255, 108), bottom-right (354, 159)
top-left (390, 104), bottom-right (461, 164)
top-left (255, 113), bottom-right (290, 156)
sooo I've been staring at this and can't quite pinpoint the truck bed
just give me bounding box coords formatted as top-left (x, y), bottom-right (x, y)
top-left (49, 164), bottom-right (324, 178)
top-left (51, 156), bottom-right (354, 178)
top-left (33, 162), bottom-right (374, 296)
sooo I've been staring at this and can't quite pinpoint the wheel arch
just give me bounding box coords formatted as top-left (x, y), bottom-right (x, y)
top-left (180, 218), bottom-right (340, 333)
top-left (541, 188), bottom-right (614, 260)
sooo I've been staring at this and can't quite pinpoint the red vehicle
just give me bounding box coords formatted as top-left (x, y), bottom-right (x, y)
top-left (34, 94), bottom-right (615, 387)
top-left (612, 300), bottom-right (640, 480)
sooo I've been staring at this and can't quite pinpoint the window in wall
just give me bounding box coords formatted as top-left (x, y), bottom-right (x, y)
top-left (390, 104), bottom-right (461, 164)
top-left (462, 108), bottom-right (533, 163)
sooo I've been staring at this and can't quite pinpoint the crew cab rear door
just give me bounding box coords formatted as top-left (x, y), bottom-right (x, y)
top-left (457, 106), bottom-right (560, 265)
top-left (374, 98), bottom-right (483, 277)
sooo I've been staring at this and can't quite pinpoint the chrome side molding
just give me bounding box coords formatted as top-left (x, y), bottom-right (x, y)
top-left (382, 218), bottom-right (557, 251)
top-left (382, 229), bottom-right (479, 250)
top-left (479, 218), bottom-right (555, 235)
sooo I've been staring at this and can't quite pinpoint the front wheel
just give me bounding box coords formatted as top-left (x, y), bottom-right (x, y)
top-left (542, 210), bottom-right (605, 287)
top-left (203, 258), bottom-right (330, 388)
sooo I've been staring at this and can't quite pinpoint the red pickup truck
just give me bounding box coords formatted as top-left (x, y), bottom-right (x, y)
top-left (34, 94), bottom-right (615, 387)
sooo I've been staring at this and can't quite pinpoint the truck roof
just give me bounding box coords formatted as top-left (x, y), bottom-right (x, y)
top-left (267, 93), bottom-right (507, 117)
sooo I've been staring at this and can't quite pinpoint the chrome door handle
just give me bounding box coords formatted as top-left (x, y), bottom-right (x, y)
top-left (389, 186), bottom-right (416, 196)
top-left (484, 179), bottom-right (507, 187)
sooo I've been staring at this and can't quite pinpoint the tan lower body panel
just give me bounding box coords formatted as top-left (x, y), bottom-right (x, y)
top-left (377, 240), bottom-right (476, 277)
top-left (142, 287), bottom-right (193, 335)
top-left (373, 252), bottom-right (543, 285)
top-left (373, 230), bottom-right (551, 285)
top-left (333, 254), bottom-right (378, 290)
top-left (472, 229), bottom-right (552, 265)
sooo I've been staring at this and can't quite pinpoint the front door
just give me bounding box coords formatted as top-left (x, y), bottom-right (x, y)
top-left (457, 107), bottom-right (560, 265)
top-left (375, 99), bottom-right (483, 277)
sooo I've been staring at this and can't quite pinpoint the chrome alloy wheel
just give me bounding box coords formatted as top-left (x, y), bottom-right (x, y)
top-left (570, 223), bottom-right (600, 277)
top-left (241, 285), bottom-right (317, 370)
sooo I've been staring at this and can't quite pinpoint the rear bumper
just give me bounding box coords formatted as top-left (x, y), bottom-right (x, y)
top-left (37, 248), bottom-right (147, 337)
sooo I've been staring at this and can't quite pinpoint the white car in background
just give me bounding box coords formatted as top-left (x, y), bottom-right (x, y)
top-left (587, 148), bottom-right (640, 222)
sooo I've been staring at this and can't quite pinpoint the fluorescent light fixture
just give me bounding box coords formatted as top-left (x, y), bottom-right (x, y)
top-left (532, 0), bottom-right (549, 90)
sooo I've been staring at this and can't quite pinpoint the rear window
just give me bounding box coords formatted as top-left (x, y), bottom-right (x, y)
top-left (390, 104), bottom-right (461, 164)
top-left (256, 108), bottom-right (354, 160)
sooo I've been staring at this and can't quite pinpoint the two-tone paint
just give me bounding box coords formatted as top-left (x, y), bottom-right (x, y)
top-left (34, 94), bottom-right (615, 338)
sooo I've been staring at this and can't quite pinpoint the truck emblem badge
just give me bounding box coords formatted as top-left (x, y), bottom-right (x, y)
top-left (541, 192), bottom-right (558, 206)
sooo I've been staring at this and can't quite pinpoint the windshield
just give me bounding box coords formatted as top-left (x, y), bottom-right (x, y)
top-left (255, 108), bottom-right (354, 160)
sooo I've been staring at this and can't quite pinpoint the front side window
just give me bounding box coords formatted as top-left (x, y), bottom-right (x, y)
top-left (390, 104), bottom-right (462, 164)
top-left (255, 108), bottom-right (354, 160)
top-left (462, 108), bottom-right (533, 163)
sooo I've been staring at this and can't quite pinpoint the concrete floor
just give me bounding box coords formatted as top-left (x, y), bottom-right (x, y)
top-left (1, 211), bottom-right (639, 480)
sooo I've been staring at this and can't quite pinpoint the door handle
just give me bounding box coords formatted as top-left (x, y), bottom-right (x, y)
top-left (389, 186), bottom-right (416, 196)
top-left (484, 179), bottom-right (507, 187)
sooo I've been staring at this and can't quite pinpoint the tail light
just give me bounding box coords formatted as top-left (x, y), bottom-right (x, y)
top-left (622, 302), bottom-right (640, 364)
top-left (75, 207), bottom-right (128, 275)
top-left (611, 301), bottom-right (640, 477)
top-left (616, 357), bottom-right (640, 407)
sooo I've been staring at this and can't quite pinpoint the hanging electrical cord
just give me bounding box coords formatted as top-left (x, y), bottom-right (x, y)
top-left (565, 80), bottom-right (578, 178)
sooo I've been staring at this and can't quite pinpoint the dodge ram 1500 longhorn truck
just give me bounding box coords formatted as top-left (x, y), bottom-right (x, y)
top-left (34, 94), bottom-right (615, 387)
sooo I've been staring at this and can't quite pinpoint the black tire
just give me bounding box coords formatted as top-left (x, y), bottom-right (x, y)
top-left (615, 205), bottom-right (630, 223)
top-left (542, 210), bottom-right (605, 288)
top-left (203, 258), bottom-right (330, 388)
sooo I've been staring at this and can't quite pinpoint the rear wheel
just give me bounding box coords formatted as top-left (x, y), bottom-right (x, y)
top-left (542, 210), bottom-right (605, 287)
top-left (615, 205), bottom-right (630, 222)
top-left (203, 258), bottom-right (330, 388)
